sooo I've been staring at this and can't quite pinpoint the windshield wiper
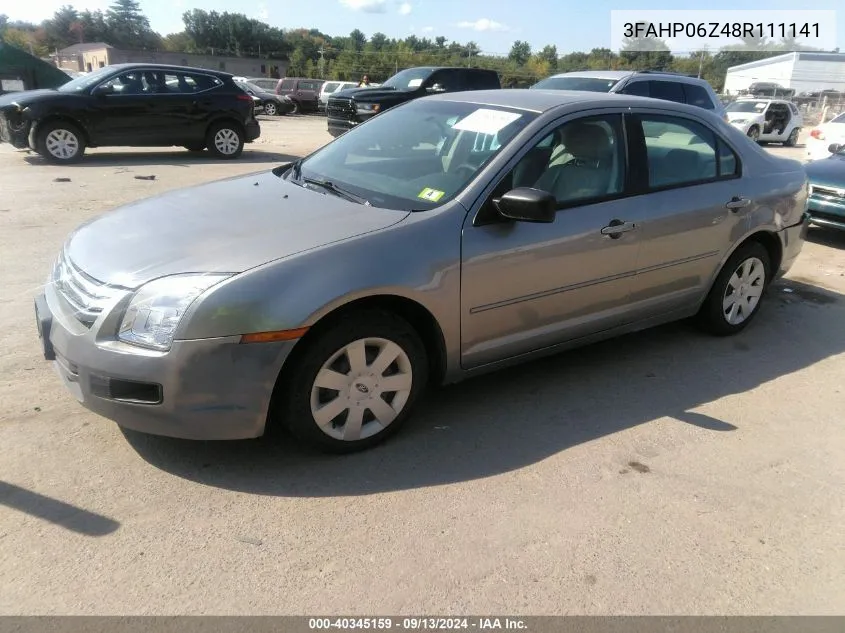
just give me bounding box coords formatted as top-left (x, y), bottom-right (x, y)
top-left (303, 177), bottom-right (370, 205)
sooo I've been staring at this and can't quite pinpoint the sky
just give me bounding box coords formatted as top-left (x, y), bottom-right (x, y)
top-left (5, 0), bottom-right (845, 56)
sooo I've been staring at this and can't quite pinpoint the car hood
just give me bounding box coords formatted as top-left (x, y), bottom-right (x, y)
top-left (0, 89), bottom-right (63, 109)
top-left (726, 111), bottom-right (763, 123)
top-left (65, 169), bottom-right (411, 288)
top-left (805, 154), bottom-right (845, 185)
top-left (334, 87), bottom-right (406, 101)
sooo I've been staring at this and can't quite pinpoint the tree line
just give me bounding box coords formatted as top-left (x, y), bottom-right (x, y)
top-left (1, 6), bottom-right (834, 90)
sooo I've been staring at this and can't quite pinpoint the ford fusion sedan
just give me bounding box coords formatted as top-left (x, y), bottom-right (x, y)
top-left (804, 142), bottom-right (845, 231)
top-left (0, 63), bottom-right (260, 162)
top-left (36, 90), bottom-right (808, 453)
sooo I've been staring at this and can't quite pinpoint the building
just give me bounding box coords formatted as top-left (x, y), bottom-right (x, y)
top-left (723, 51), bottom-right (845, 96)
top-left (0, 41), bottom-right (71, 94)
top-left (54, 43), bottom-right (287, 79)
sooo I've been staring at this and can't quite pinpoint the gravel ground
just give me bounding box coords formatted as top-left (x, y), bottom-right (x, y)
top-left (0, 115), bottom-right (844, 615)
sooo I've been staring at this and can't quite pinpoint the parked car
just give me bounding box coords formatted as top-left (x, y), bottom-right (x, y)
top-left (243, 77), bottom-right (280, 92)
top-left (236, 79), bottom-right (294, 116)
top-left (318, 80), bottom-right (357, 112)
top-left (326, 66), bottom-right (500, 137)
top-left (805, 142), bottom-right (845, 231)
top-left (531, 70), bottom-right (728, 120)
top-left (743, 82), bottom-right (794, 98)
top-left (725, 97), bottom-right (803, 145)
top-left (0, 63), bottom-right (260, 162)
top-left (35, 90), bottom-right (808, 452)
top-left (274, 77), bottom-right (324, 114)
top-left (806, 112), bottom-right (845, 161)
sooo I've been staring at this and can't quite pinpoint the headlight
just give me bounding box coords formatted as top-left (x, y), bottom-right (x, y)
top-left (356, 103), bottom-right (380, 114)
top-left (731, 119), bottom-right (748, 125)
top-left (118, 274), bottom-right (231, 351)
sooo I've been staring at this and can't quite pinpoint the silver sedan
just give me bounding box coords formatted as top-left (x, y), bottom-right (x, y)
top-left (36, 89), bottom-right (809, 452)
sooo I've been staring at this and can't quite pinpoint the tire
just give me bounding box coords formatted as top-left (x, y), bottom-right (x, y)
top-left (695, 241), bottom-right (772, 336)
top-left (784, 128), bottom-right (800, 147)
top-left (264, 101), bottom-right (278, 116)
top-left (273, 310), bottom-right (429, 454)
top-left (205, 121), bottom-right (245, 159)
top-left (290, 100), bottom-right (300, 115)
top-left (747, 126), bottom-right (760, 142)
top-left (36, 120), bottom-right (86, 163)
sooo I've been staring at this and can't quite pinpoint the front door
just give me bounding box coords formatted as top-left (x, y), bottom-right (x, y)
top-left (88, 69), bottom-right (172, 145)
top-left (460, 113), bottom-right (642, 369)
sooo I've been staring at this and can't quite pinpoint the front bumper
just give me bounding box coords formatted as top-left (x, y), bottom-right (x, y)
top-left (36, 282), bottom-right (295, 440)
top-left (327, 117), bottom-right (357, 138)
top-left (245, 118), bottom-right (261, 143)
top-left (0, 111), bottom-right (32, 149)
top-left (807, 198), bottom-right (845, 230)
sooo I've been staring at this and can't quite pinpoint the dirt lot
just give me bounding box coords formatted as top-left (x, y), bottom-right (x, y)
top-left (1, 115), bottom-right (844, 615)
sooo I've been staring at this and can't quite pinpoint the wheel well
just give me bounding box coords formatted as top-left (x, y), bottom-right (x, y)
top-left (741, 231), bottom-right (783, 277)
top-left (206, 117), bottom-right (245, 137)
top-left (282, 295), bottom-right (448, 386)
top-left (35, 116), bottom-right (90, 146)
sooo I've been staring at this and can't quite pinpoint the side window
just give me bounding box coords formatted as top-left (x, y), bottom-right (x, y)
top-left (620, 80), bottom-right (650, 97)
top-left (503, 115), bottom-right (626, 207)
top-left (683, 83), bottom-right (715, 109)
top-left (180, 73), bottom-right (220, 92)
top-left (789, 102), bottom-right (800, 115)
top-left (99, 71), bottom-right (146, 95)
top-left (463, 71), bottom-right (498, 90)
top-left (427, 70), bottom-right (461, 93)
top-left (649, 80), bottom-right (686, 103)
top-left (280, 79), bottom-right (295, 91)
top-left (640, 115), bottom-right (734, 189)
top-left (299, 81), bottom-right (316, 91)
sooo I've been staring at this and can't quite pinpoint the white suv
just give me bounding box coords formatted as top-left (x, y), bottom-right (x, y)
top-left (725, 97), bottom-right (803, 146)
top-left (532, 70), bottom-right (727, 119)
top-left (318, 81), bottom-right (358, 112)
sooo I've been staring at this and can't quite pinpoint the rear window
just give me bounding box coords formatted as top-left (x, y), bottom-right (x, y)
top-left (649, 81), bottom-right (685, 103)
top-left (323, 82), bottom-right (340, 93)
top-left (299, 81), bottom-right (318, 90)
top-left (463, 71), bottom-right (499, 90)
top-left (532, 76), bottom-right (620, 92)
top-left (683, 83), bottom-right (715, 109)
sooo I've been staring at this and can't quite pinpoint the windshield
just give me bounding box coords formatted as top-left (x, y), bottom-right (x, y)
top-left (292, 100), bottom-right (536, 210)
top-left (382, 67), bottom-right (434, 91)
top-left (57, 65), bottom-right (117, 93)
top-left (532, 76), bottom-right (620, 92)
top-left (726, 100), bottom-right (769, 113)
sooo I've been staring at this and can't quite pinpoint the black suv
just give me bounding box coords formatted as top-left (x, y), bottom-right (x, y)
top-left (0, 63), bottom-right (260, 163)
top-left (326, 66), bottom-right (501, 137)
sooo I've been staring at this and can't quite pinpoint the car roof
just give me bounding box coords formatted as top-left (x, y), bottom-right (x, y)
top-left (426, 88), bottom-right (715, 115)
top-left (108, 62), bottom-right (232, 77)
top-left (545, 70), bottom-right (634, 80)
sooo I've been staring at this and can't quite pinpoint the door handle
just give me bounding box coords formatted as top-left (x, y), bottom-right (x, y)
top-left (726, 196), bottom-right (752, 210)
top-left (601, 220), bottom-right (636, 238)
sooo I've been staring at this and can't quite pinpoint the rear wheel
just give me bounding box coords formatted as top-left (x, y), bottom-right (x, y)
top-left (784, 128), bottom-right (800, 146)
top-left (273, 311), bottom-right (429, 453)
top-left (695, 242), bottom-right (771, 336)
top-left (36, 121), bottom-right (86, 163)
top-left (290, 100), bottom-right (301, 115)
top-left (205, 122), bottom-right (244, 159)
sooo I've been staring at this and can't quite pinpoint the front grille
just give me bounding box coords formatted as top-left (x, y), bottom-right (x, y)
top-left (51, 249), bottom-right (123, 328)
top-left (810, 185), bottom-right (845, 199)
top-left (808, 210), bottom-right (845, 225)
top-left (327, 97), bottom-right (355, 120)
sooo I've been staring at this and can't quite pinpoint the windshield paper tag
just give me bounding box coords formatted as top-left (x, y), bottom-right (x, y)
top-left (418, 188), bottom-right (445, 202)
top-left (452, 109), bottom-right (522, 136)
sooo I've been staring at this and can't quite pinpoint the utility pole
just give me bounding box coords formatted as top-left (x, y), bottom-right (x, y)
top-left (318, 46), bottom-right (325, 78)
top-left (697, 51), bottom-right (704, 78)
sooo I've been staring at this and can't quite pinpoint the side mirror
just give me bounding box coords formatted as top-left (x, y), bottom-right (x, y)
top-left (495, 188), bottom-right (556, 223)
top-left (828, 143), bottom-right (843, 154)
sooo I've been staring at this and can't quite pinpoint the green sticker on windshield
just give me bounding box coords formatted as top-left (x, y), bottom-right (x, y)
top-left (418, 187), bottom-right (445, 202)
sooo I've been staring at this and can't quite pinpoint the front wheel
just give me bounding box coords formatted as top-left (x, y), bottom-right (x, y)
top-left (274, 311), bottom-right (429, 453)
top-left (695, 242), bottom-right (771, 336)
top-left (747, 126), bottom-right (761, 142)
top-left (36, 121), bottom-right (86, 163)
top-left (206, 122), bottom-right (245, 159)
top-left (264, 101), bottom-right (278, 116)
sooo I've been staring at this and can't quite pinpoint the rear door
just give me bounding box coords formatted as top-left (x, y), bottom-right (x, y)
top-left (682, 83), bottom-right (717, 111)
top-left (622, 110), bottom-right (746, 319)
top-left (295, 80), bottom-right (322, 110)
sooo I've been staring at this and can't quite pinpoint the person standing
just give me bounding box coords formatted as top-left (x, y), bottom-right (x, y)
top-left (358, 74), bottom-right (371, 87)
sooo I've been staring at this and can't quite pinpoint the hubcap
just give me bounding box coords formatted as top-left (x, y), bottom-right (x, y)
top-left (309, 337), bottom-right (413, 442)
top-left (213, 128), bottom-right (240, 155)
top-left (722, 257), bottom-right (766, 325)
top-left (45, 129), bottom-right (79, 159)
top-left (265, 103), bottom-right (276, 115)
